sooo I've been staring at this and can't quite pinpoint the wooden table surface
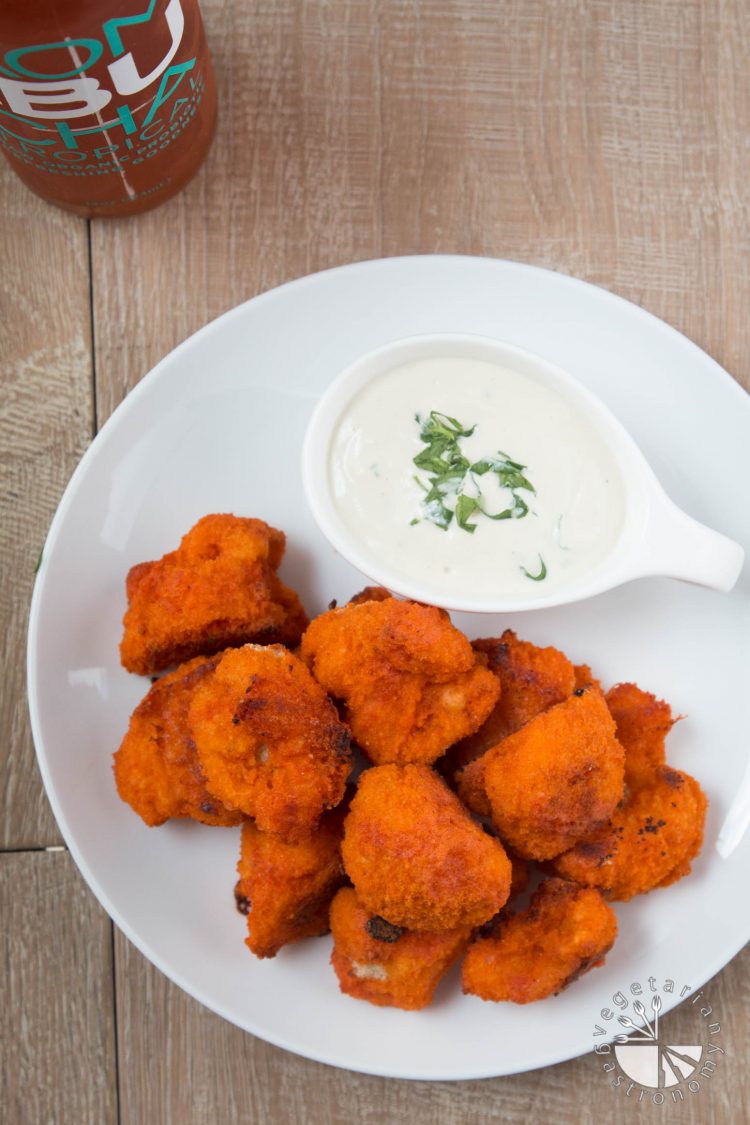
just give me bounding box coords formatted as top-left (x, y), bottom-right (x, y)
top-left (2, 1), bottom-right (749, 1121)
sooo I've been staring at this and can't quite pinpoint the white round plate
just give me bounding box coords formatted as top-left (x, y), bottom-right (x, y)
top-left (28, 256), bottom-right (750, 1081)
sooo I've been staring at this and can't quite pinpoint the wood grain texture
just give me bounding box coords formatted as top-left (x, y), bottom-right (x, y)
top-left (115, 930), bottom-right (747, 1124)
top-left (0, 160), bottom-right (93, 848)
top-left (92, 0), bottom-right (749, 426)
top-left (0, 851), bottom-right (117, 1125)
top-left (2, 0), bottom-right (749, 1120)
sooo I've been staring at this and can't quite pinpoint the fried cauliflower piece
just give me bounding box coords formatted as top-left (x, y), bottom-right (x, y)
top-left (574, 664), bottom-right (601, 692)
top-left (454, 756), bottom-right (493, 818)
top-left (330, 887), bottom-right (470, 1010)
top-left (120, 514), bottom-right (308, 675)
top-left (113, 656), bottom-right (242, 827)
top-left (342, 764), bottom-right (512, 931)
top-left (551, 766), bottom-right (707, 900)
top-left (188, 645), bottom-right (351, 841)
top-left (235, 808), bottom-right (346, 958)
top-left (300, 599), bottom-right (499, 765)
top-left (445, 631), bottom-right (576, 774)
top-left (347, 586), bottom-right (393, 606)
top-left (606, 682), bottom-right (676, 790)
top-left (459, 688), bottom-right (625, 860)
top-left (462, 878), bottom-right (617, 1003)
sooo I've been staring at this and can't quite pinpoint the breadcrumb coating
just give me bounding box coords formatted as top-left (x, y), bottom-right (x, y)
top-left (462, 878), bottom-right (617, 1003)
top-left (235, 807), bottom-right (346, 958)
top-left (120, 514), bottom-right (308, 675)
top-left (189, 644), bottom-right (351, 841)
top-left (445, 631), bottom-right (576, 774)
top-left (300, 599), bottom-right (499, 765)
top-left (113, 655), bottom-right (242, 827)
top-left (605, 682), bottom-right (676, 790)
top-left (342, 764), bottom-right (512, 930)
top-left (574, 664), bottom-right (601, 692)
top-left (551, 766), bottom-right (707, 900)
top-left (454, 755), bottom-right (493, 819)
top-left (330, 887), bottom-right (470, 1009)
top-left (459, 688), bottom-right (625, 860)
top-left (347, 586), bottom-right (393, 606)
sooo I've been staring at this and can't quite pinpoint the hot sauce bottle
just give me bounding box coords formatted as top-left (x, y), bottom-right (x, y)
top-left (0, 0), bottom-right (217, 217)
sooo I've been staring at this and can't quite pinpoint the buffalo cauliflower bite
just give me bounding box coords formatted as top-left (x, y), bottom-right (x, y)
top-left (188, 645), bottom-right (351, 841)
top-left (574, 664), bottom-right (601, 692)
top-left (113, 655), bottom-right (242, 827)
top-left (605, 682), bottom-right (676, 790)
top-left (462, 878), bottom-right (617, 1003)
top-left (454, 755), bottom-right (493, 819)
top-left (235, 808), bottom-right (347, 958)
top-left (300, 599), bottom-right (499, 766)
top-left (341, 764), bottom-right (512, 931)
top-left (120, 514), bottom-right (308, 675)
top-left (458, 688), bottom-right (625, 860)
top-left (445, 631), bottom-right (577, 775)
top-left (330, 887), bottom-right (471, 1009)
top-left (347, 585), bottom-right (393, 606)
top-left (551, 765), bottom-right (707, 900)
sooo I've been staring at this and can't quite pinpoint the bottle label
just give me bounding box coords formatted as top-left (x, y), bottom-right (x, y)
top-left (0, 0), bottom-right (209, 202)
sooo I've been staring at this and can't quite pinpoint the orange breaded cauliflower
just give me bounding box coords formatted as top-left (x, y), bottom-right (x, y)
top-left (120, 514), bottom-right (308, 675)
top-left (235, 808), bottom-right (347, 958)
top-left (458, 688), bottom-right (625, 860)
top-left (188, 645), bottom-right (351, 841)
top-left (300, 599), bottom-right (499, 765)
top-left (113, 655), bottom-right (242, 827)
top-left (462, 878), bottom-right (617, 1003)
top-left (347, 586), bottom-right (393, 606)
top-left (574, 664), bottom-right (601, 692)
top-left (342, 764), bottom-right (512, 931)
top-left (551, 766), bottom-right (707, 900)
top-left (330, 887), bottom-right (470, 1010)
top-left (606, 682), bottom-right (676, 790)
top-left (445, 631), bottom-right (576, 775)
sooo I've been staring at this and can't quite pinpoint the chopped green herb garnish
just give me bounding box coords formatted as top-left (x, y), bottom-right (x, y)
top-left (34, 548), bottom-right (43, 573)
top-left (470, 457), bottom-right (535, 494)
top-left (521, 555), bottom-right (547, 582)
top-left (411, 410), bottom-right (536, 535)
top-left (418, 411), bottom-right (476, 442)
top-left (455, 494), bottom-right (480, 533)
top-left (423, 495), bottom-right (453, 530)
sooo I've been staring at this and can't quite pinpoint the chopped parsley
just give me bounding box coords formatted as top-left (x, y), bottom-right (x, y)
top-left (520, 555), bottom-right (547, 582)
top-left (411, 410), bottom-right (538, 542)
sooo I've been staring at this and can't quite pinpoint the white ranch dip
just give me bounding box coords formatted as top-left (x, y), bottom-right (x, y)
top-left (328, 355), bottom-right (626, 600)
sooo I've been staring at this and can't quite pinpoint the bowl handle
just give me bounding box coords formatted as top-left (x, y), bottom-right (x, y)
top-left (637, 492), bottom-right (745, 591)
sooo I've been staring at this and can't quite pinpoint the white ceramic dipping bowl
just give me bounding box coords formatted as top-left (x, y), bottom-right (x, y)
top-left (302, 333), bottom-right (744, 613)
